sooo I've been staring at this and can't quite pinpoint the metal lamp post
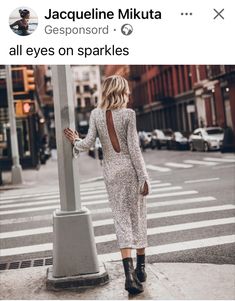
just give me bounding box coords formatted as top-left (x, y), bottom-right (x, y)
top-left (46, 65), bottom-right (108, 290)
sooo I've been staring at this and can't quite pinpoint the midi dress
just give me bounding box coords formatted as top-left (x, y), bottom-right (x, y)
top-left (73, 107), bottom-right (151, 249)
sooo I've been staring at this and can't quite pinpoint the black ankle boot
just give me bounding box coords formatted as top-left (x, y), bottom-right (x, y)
top-left (135, 254), bottom-right (147, 282)
top-left (122, 257), bottom-right (144, 294)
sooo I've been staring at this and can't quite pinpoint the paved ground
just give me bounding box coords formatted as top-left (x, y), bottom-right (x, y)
top-left (0, 148), bottom-right (235, 299)
top-left (0, 261), bottom-right (234, 300)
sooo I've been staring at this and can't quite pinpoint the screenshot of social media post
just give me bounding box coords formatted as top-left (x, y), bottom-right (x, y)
top-left (0, 1), bottom-right (235, 300)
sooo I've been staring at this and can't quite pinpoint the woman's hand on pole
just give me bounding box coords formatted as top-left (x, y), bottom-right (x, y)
top-left (63, 128), bottom-right (80, 144)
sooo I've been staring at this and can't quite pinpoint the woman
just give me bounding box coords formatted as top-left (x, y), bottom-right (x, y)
top-left (64, 75), bottom-right (151, 295)
top-left (10, 9), bottom-right (30, 36)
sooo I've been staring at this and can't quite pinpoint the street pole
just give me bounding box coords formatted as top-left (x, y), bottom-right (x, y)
top-left (47, 65), bottom-right (108, 289)
top-left (5, 65), bottom-right (23, 185)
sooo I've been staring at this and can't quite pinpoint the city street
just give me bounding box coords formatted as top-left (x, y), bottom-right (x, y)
top-left (0, 148), bottom-right (234, 270)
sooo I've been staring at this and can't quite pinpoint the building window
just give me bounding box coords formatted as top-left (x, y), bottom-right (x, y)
top-left (187, 66), bottom-right (192, 90)
top-left (83, 85), bottom-right (90, 93)
top-left (175, 66), bottom-right (181, 94)
top-left (181, 65), bottom-right (186, 92)
top-left (85, 97), bottom-right (91, 106)
top-left (77, 98), bottom-right (81, 107)
top-left (76, 86), bottom-right (80, 94)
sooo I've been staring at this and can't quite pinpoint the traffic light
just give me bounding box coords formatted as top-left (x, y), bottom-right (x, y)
top-left (22, 100), bottom-right (35, 114)
top-left (11, 67), bottom-right (35, 94)
top-left (23, 69), bottom-right (35, 91)
top-left (14, 100), bottom-right (36, 117)
top-left (15, 101), bottom-right (23, 117)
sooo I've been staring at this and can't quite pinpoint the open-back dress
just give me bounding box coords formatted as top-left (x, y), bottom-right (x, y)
top-left (73, 107), bottom-right (151, 249)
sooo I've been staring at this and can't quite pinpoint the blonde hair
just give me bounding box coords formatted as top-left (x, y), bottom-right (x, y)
top-left (98, 75), bottom-right (130, 110)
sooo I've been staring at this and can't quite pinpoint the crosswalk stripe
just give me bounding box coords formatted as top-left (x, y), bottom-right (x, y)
top-left (0, 243), bottom-right (53, 256)
top-left (0, 183), bottom-right (175, 204)
top-left (0, 180), bottom-right (162, 202)
top-left (99, 235), bottom-right (235, 262)
top-left (146, 164), bottom-right (171, 172)
top-left (183, 160), bottom-right (218, 166)
top-left (184, 178), bottom-right (220, 184)
top-left (81, 183), bottom-right (170, 196)
top-left (204, 157), bottom-right (235, 163)
top-left (0, 190), bottom-right (199, 216)
top-left (0, 196), bottom-right (218, 225)
top-left (0, 194), bottom-right (214, 211)
top-left (92, 205), bottom-right (235, 219)
top-left (0, 183), bottom-right (169, 206)
top-left (0, 191), bottom-right (59, 200)
top-left (1, 233), bottom-right (235, 258)
top-left (95, 217), bottom-right (235, 243)
top-left (1, 205), bottom-right (234, 239)
top-left (0, 214), bottom-right (52, 226)
top-left (147, 190), bottom-right (198, 199)
top-left (165, 162), bottom-right (193, 168)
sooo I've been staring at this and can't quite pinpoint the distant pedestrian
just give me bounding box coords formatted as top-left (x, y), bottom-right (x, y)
top-left (64, 75), bottom-right (151, 295)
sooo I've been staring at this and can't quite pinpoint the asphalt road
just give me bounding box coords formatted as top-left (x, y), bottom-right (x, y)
top-left (0, 148), bottom-right (234, 269)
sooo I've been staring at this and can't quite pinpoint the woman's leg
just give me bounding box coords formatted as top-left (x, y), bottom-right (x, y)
top-left (120, 248), bottom-right (132, 258)
top-left (121, 247), bottom-right (144, 293)
top-left (135, 248), bottom-right (147, 282)
top-left (136, 248), bottom-right (145, 255)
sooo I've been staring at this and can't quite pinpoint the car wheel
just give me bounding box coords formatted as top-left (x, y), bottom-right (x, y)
top-left (189, 142), bottom-right (195, 151)
top-left (204, 142), bottom-right (209, 152)
top-left (157, 141), bottom-right (161, 150)
top-left (166, 142), bottom-right (170, 150)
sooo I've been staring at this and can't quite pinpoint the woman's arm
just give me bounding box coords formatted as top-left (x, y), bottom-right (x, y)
top-left (72, 109), bottom-right (97, 158)
top-left (127, 110), bottom-right (150, 195)
top-left (10, 21), bottom-right (20, 28)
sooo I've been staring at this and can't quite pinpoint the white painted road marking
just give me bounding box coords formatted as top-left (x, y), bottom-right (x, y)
top-left (0, 189), bottom-right (200, 216)
top-left (0, 180), bottom-right (162, 202)
top-left (204, 157), bottom-right (235, 163)
top-left (146, 165), bottom-right (171, 172)
top-left (184, 178), bottom-right (220, 184)
top-left (0, 196), bottom-right (218, 225)
top-left (1, 234), bottom-right (234, 258)
top-left (1, 205), bottom-right (234, 239)
top-left (99, 235), bottom-right (235, 262)
top-left (165, 162), bottom-right (193, 168)
top-left (184, 160), bottom-right (218, 166)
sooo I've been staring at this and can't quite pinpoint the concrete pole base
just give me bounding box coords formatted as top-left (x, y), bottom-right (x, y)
top-left (46, 261), bottom-right (109, 291)
top-left (11, 164), bottom-right (23, 185)
top-left (52, 207), bottom-right (103, 277)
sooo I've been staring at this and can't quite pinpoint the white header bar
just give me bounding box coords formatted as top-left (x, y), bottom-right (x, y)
top-left (1, 0), bottom-right (234, 64)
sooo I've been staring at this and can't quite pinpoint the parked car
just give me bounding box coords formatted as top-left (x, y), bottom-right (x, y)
top-left (152, 128), bottom-right (173, 149)
top-left (168, 131), bottom-right (189, 150)
top-left (162, 129), bottom-right (174, 149)
top-left (139, 131), bottom-right (152, 150)
top-left (189, 127), bottom-right (224, 152)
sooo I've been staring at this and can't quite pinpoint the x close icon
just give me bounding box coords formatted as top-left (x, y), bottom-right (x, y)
top-left (213, 8), bottom-right (224, 20)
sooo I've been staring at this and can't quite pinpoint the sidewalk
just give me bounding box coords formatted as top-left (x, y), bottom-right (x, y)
top-left (0, 261), bottom-right (234, 300)
top-left (0, 151), bottom-right (103, 193)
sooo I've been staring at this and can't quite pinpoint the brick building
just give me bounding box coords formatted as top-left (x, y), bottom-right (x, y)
top-left (104, 65), bottom-right (235, 135)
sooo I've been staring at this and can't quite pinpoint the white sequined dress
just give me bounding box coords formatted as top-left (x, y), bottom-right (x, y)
top-left (73, 107), bottom-right (151, 249)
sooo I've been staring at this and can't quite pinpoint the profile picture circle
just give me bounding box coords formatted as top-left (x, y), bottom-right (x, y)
top-left (9, 7), bottom-right (38, 36)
